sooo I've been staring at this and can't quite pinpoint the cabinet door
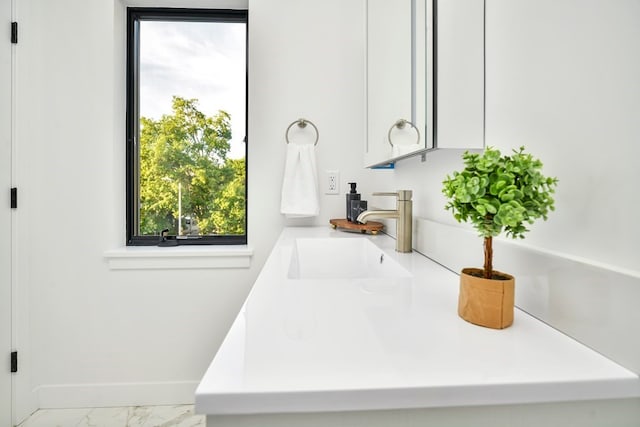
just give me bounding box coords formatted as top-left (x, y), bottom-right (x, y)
top-left (437, 0), bottom-right (485, 149)
top-left (365, 0), bottom-right (413, 167)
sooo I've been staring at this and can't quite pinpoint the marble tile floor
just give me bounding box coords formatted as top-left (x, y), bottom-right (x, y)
top-left (17, 404), bottom-right (205, 427)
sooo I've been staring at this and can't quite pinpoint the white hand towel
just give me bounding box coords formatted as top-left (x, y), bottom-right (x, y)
top-left (280, 143), bottom-right (319, 218)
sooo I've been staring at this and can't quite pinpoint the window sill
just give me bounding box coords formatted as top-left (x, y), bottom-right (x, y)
top-left (103, 245), bottom-right (253, 270)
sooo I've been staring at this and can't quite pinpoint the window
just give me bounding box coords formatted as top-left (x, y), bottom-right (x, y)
top-left (126, 8), bottom-right (247, 246)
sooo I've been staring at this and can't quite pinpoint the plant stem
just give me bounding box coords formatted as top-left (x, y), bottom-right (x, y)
top-left (484, 236), bottom-right (493, 279)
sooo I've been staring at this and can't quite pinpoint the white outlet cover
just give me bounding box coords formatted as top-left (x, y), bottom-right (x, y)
top-left (325, 170), bottom-right (339, 194)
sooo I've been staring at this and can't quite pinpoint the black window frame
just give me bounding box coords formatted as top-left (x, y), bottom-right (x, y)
top-left (126, 7), bottom-right (248, 246)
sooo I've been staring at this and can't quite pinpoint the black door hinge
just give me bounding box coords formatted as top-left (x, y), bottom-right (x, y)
top-left (10, 188), bottom-right (17, 209)
top-left (11, 22), bottom-right (18, 44)
top-left (10, 351), bottom-right (17, 373)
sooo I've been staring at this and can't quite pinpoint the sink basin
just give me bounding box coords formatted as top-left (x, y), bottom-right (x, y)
top-left (287, 238), bottom-right (412, 280)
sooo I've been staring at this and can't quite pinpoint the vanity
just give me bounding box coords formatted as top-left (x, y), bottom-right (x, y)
top-left (196, 227), bottom-right (640, 426)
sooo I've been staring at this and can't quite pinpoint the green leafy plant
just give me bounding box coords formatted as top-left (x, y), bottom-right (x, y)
top-left (442, 147), bottom-right (558, 279)
top-left (139, 96), bottom-right (246, 236)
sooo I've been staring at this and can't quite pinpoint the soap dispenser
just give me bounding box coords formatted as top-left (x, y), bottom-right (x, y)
top-left (346, 182), bottom-right (361, 222)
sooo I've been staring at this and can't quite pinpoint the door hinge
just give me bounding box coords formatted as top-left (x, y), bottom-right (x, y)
top-left (10, 187), bottom-right (17, 209)
top-left (10, 351), bottom-right (17, 373)
top-left (11, 22), bottom-right (18, 44)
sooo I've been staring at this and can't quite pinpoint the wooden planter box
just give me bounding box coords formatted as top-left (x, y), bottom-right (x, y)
top-left (458, 268), bottom-right (515, 329)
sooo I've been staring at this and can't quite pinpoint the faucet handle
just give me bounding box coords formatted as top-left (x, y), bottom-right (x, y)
top-left (372, 190), bottom-right (412, 201)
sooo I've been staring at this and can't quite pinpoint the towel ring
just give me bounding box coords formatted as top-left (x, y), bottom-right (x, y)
top-left (286, 118), bottom-right (319, 146)
top-left (388, 119), bottom-right (420, 147)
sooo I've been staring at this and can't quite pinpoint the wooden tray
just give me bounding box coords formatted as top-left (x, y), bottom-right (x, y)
top-left (329, 218), bottom-right (384, 234)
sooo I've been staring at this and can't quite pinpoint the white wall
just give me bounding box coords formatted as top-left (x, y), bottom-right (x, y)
top-left (248, 0), bottom-right (375, 231)
top-left (485, 0), bottom-right (640, 273)
top-left (12, 0), bottom-right (373, 418)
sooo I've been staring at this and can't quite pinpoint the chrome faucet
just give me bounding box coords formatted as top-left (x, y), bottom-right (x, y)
top-left (356, 190), bottom-right (412, 253)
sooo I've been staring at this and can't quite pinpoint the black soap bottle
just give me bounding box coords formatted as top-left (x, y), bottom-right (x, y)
top-left (346, 182), bottom-right (361, 222)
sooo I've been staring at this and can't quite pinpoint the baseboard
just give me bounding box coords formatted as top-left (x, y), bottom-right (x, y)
top-left (15, 387), bottom-right (39, 426)
top-left (35, 380), bottom-right (199, 409)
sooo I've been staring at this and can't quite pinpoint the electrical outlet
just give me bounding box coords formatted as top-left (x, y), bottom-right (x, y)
top-left (325, 170), bottom-right (339, 194)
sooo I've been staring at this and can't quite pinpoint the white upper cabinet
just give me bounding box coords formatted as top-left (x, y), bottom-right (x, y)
top-left (365, 0), bottom-right (484, 166)
top-left (365, 0), bottom-right (434, 167)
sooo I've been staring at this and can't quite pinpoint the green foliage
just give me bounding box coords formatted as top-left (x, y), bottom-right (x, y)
top-left (201, 158), bottom-right (246, 235)
top-left (139, 96), bottom-right (245, 236)
top-left (442, 147), bottom-right (557, 278)
top-left (442, 147), bottom-right (557, 240)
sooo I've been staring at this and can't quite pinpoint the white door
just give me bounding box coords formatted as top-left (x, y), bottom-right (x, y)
top-left (1, 0), bottom-right (14, 424)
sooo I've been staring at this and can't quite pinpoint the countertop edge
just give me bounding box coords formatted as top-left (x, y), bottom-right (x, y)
top-left (196, 377), bottom-right (640, 415)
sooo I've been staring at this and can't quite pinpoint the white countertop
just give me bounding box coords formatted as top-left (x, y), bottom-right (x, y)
top-left (196, 227), bottom-right (640, 415)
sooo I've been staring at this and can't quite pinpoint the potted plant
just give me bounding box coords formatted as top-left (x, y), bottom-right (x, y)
top-left (442, 146), bottom-right (558, 329)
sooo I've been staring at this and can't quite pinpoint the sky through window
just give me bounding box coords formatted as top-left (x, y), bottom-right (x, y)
top-left (139, 20), bottom-right (246, 159)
